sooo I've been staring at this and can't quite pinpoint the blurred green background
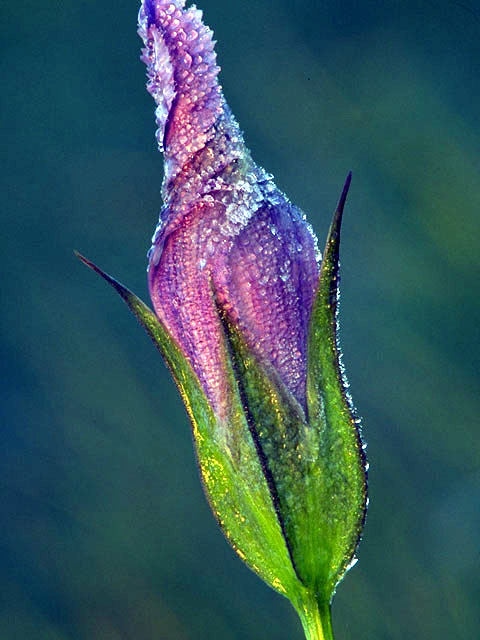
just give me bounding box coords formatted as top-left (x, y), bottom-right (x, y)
top-left (1, 0), bottom-right (479, 638)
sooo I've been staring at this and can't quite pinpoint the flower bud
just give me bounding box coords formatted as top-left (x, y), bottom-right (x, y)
top-left (79, 3), bottom-right (368, 638)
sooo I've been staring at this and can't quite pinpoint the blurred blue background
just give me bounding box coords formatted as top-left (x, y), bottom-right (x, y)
top-left (1, 0), bottom-right (479, 638)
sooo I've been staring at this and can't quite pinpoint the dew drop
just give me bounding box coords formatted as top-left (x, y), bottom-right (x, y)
top-left (182, 52), bottom-right (192, 68)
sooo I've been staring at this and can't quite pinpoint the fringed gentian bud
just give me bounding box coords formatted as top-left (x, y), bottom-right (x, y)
top-left (78, 2), bottom-right (368, 638)
top-left (139, 0), bottom-right (320, 421)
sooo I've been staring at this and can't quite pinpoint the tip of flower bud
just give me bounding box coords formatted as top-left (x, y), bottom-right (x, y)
top-left (139, 0), bottom-right (227, 181)
top-left (143, 0), bottom-right (156, 25)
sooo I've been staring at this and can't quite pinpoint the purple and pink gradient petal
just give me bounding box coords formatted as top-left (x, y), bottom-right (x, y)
top-left (139, 0), bottom-right (320, 418)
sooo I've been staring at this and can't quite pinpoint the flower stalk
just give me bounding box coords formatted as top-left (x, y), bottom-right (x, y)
top-left (296, 596), bottom-right (334, 640)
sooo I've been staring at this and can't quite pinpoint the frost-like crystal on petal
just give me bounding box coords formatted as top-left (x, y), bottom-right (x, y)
top-left (139, 0), bottom-right (319, 417)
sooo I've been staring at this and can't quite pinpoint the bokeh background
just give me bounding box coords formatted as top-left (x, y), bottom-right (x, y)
top-left (1, 0), bottom-right (479, 638)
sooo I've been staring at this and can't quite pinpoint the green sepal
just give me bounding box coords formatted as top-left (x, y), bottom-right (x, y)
top-left (218, 304), bottom-right (324, 588)
top-left (75, 171), bottom-right (367, 638)
top-left (305, 173), bottom-right (368, 598)
top-left (74, 252), bottom-right (305, 602)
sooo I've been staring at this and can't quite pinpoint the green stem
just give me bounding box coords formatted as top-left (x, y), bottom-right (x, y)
top-left (296, 595), bottom-right (334, 640)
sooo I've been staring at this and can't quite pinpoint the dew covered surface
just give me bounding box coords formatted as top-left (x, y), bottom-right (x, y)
top-left (141, 0), bottom-right (319, 416)
top-left (1, 0), bottom-right (479, 638)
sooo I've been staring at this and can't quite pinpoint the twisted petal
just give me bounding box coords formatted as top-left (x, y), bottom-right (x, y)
top-left (140, 0), bottom-right (319, 417)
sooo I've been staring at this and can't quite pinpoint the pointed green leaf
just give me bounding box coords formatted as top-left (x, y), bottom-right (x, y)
top-left (305, 174), bottom-right (368, 597)
top-left (75, 252), bottom-right (306, 602)
top-left (218, 305), bottom-right (311, 577)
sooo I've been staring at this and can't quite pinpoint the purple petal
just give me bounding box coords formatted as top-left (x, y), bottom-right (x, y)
top-left (138, 0), bottom-right (224, 184)
top-left (223, 198), bottom-right (319, 407)
top-left (140, 1), bottom-right (320, 417)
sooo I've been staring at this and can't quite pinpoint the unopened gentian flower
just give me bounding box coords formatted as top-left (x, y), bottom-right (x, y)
top-left (77, 2), bottom-right (368, 639)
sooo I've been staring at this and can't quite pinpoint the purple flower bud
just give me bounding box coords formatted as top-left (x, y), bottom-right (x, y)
top-left (139, 0), bottom-right (320, 418)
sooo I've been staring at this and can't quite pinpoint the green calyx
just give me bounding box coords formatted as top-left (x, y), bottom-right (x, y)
top-left (75, 174), bottom-right (367, 640)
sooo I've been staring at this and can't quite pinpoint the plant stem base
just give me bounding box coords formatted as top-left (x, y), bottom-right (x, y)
top-left (296, 596), bottom-right (334, 640)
